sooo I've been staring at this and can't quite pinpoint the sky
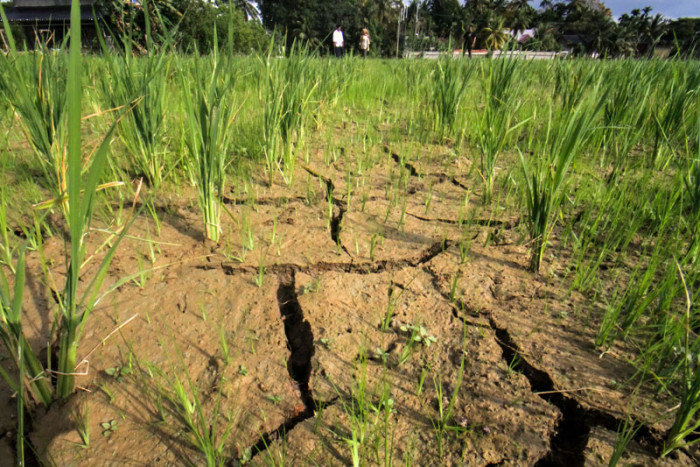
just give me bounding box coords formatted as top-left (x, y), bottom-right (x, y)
top-left (602, 0), bottom-right (699, 19)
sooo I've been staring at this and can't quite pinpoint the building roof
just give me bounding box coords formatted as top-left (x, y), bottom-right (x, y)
top-left (3, 6), bottom-right (95, 23)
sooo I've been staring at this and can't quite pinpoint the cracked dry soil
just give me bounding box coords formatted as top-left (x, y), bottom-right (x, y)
top-left (6, 146), bottom-right (696, 466)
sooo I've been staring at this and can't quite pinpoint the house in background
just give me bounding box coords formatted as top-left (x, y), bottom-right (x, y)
top-left (2, 0), bottom-right (102, 49)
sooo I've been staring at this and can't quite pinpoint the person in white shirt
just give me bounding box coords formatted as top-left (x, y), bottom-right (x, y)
top-left (332, 26), bottom-right (344, 58)
top-left (359, 28), bottom-right (370, 58)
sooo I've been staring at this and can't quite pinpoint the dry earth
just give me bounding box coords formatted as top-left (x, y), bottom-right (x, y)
top-left (1, 141), bottom-right (696, 466)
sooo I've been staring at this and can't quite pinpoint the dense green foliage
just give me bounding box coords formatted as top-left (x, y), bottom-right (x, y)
top-left (95, 0), bottom-right (268, 53)
top-left (257, 0), bottom-right (697, 57)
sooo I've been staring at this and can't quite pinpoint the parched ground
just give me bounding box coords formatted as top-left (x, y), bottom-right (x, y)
top-left (2, 138), bottom-right (695, 466)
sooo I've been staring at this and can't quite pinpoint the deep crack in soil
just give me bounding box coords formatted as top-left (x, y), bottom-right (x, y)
top-left (422, 265), bottom-right (664, 465)
top-left (249, 270), bottom-right (317, 460)
top-left (488, 318), bottom-right (662, 466)
top-left (389, 150), bottom-right (419, 177)
top-left (301, 165), bottom-right (350, 256)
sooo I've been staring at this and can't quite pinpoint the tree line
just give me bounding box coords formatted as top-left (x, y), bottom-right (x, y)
top-left (6, 0), bottom-right (694, 57)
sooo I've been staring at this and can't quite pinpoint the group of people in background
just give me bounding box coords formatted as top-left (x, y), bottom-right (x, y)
top-left (332, 24), bottom-right (476, 58)
top-left (333, 26), bottom-right (370, 58)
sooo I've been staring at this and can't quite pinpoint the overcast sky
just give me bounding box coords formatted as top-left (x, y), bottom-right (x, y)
top-left (602, 0), bottom-right (699, 19)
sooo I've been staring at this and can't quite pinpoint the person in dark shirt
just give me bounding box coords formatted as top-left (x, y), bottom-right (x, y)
top-left (464, 26), bottom-right (476, 58)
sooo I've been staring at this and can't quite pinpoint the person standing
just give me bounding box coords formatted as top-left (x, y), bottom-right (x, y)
top-left (333, 26), bottom-right (344, 58)
top-left (359, 28), bottom-right (370, 58)
top-left (464, 26), bottom-right (476, 58)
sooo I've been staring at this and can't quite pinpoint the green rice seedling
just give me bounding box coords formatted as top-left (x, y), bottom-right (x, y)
top-left (333, 351), bottom-right (396, 467)
top-left (477, 57), bottom-right (526, 204)
top-left (99, 40), bottom-right (173, 188)
top-left (519, 83), bottom-right (602, 273)
top-left (553, 59), bottom-right (599, 118)
top-left (0, 0), bottom-right (132, 403)
top-left (261, 40), bottom-right (318, 185)
top-left (0, 45), bottom-right (69, 209)
top-left (651, 64), bottom-right (700, 169)
top-left (430, 323), bottom-right (466, 458)
top-left (73, 399), bottom-right (91, 448)
top-left (255, 247), bottom-right (267, 288)
top-left (261, 49), bottom-right (285, 186)
top-left (182, 54), bottom-right (237, 243)
top-left (0, 248), bottom-right (53, 407)
top-left (662, 263), bottom-right (700, 457)
top-left (0, 170), bottom-right (16, 271)
top-left (598, 61), bottom-right (653, 180)
top-left (682, 109), bottom-right (700, 253)
top-left (430, 58), bottom-right (470, 140)
top-left (147, 354), bottom-right (235, 466)
top-left (380, 279), bottom-right (414, 333)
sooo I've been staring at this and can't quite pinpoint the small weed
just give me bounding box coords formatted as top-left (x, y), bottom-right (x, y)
top-left (319, 338), bottom-right (333, 349)
top-left (105, 365), bottom-right (132, 382)
top-left (238, 365), bottom-right (248, 376)
top-left (265, 394), bottom-right (283, 405)
top-left (101, 385), bottom-right (116, 404)
top-left (303, 277), bottom-right (321, 294)
top-left (399, 324), bottom-right (437, 364)
top-left (101, 419), bottom-right (118, 437)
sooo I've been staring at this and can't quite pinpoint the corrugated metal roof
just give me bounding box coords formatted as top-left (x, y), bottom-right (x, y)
top-left (3, 7), bottom-right (95, 23)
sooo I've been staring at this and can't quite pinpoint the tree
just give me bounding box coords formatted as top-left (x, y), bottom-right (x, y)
top-left (95, 0), bottom-right (267, 53)
top-left (259, 0), bottom-right (363, 53)
top-left (664, 18), bottom-right (700, 59)
top-left (427, 0), bottom-right (464, 40)
top-left (483, 17), bottom-right (508, 51)
top-left (618, 6), bottom-right (667, 57)
top-left (504, 0), bottom-right (536, 36)
top-left (232, 0), bottom-right (261, 22)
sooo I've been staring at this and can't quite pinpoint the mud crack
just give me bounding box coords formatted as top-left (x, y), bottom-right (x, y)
top-left (406, 211), bottom-right (520, 229)
top-left (301, 165), bottom-right (350, 256)
top-left (386, 147), bottom-right (419, 177)
top-left (221, 195), bottom-right (307, 206)
top-left (248, 270), bottom-right (318, 460)
top-left (216, 240), bottom-right (449, 277)
top-left (488, 318), bottom-right (662, 466)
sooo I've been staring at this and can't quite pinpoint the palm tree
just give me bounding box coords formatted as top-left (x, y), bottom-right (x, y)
top-left (483, 18), bottom-right (508, 51)
top-left (234, 0), bottom-right (261, 22)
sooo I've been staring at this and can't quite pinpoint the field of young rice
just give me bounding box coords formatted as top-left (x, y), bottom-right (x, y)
top-left (0, 14), bottom-right (699, 466)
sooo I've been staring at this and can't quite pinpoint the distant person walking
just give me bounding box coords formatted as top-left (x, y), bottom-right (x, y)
top-left (333, 26), bottom-right (344, 57)
top-left (464, 26), bottom-right (476, 58)
top-left (359, 28), bottom-right (370, 58)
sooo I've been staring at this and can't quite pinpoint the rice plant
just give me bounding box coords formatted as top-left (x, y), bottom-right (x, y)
top-left (650, 63), bottom-right (700, 169)
top-left (0, 44), bottom-right (69, 209)
top-left (182, 53), bottom-right (237, 242)
top-left (146, 352), bottom-right (235, 466)
top-left (520, 81), bottom-right (602, 273)
top-left (99, 31), bottom-right (173, 188)
top-left (661, 262), bottom-right (700, 457)
top-left (0, 0), bottom-right (130, 403)
top-left (261, 41), bottom-right (317, 185)
top-left (430, 57), bottom-right (469, 140)
top-left (477, 57), bottom-right (524, 203)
